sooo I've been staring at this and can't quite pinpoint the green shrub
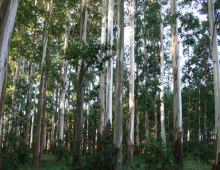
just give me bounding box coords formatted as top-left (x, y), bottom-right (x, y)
top-left (138, 138), bottom-right (177, 170)
top-left (51, 139), bottom-right (68, 162)
top-left (1, 133), bottom-right (29, 170)
top-left (72, 133), bottom-right (118, 170)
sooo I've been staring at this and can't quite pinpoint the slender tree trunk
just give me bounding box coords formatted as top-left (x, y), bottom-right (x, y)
top-left (59, 12), bottom-right (69, 141)
top-left (26, 29), bottom-right (36, 146)
top-left (160, 1), bottom-right (166, 143)
top-left (0, 2), bottom-right (19, 148)
top-left (154, 96), bottom-right (157, 140)
top-left (207, 0), bottom-right (220, 166)
top-left (105, 0), bottom-right (114, 134)
top-left (143, 17), bottom-right (149, 142)
top-left (9, 53), bottom-right (22, 133)
top-left (170, 0), bottom-right (183, 168)
top-left (32, 2), bottom-right (50, 167)
top-left (114, 0), bottom-right (124, 168)
top-left (39, 58), bottom-right (49, 163)
top-left (98, 0), bottom-right (106, 139)
top-left (127, 0), bottom-right (135, 164)
top-left (74, 0), bottom-right (87, 165)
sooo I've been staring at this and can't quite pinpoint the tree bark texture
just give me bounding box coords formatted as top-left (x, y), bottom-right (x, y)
top-left (127, 0), bottom-right (135, 164)
top-left (114, 0), bottom-right (124, 168)
top-left (170, 0), bottom-right (183, 168)
top-left (74, 0), bottom-right (87, 165)
top-left (99, 0), bottom-right (106, 139)
top-left (207, 0), bottom-right (220, 166)
top-left (105, 0), bottom-right (114, 133)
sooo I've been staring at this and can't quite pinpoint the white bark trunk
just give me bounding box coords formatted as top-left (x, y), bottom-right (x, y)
top-left (105, 0), bottom-right (114, 131)
top-left (59, 13), bottom-right (70, 140)
top-left (114, 0), bottom-right (124, 168)
top-left (30, 111), bottom-right (35, 148)
top-left (160, 2), bottom-right (166, 143)
top-left (0, 1), bottom-right (19, 121)
top-left (207, 0), bottom-right (220, 165)
top-left (99, 0), bottom-right (106, 138)
top-left (128, 0), bottom-right (135, 163)
top-left (74, 0), bottom-right (87, 164)
top-left (170, 0), bottom-right (183, 168)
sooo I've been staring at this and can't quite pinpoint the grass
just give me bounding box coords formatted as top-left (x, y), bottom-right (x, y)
top-left (17, 153), bottom-right (212, 170)
top-left (19, 154), bottom-right (70, 170)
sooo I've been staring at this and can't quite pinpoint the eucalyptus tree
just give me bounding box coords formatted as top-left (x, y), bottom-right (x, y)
top-left (98, 0), bottom-right (106, 139)
top-left (170, 0), bottom-right (183, 168)
top-left (114, 0), bottom-right (124, 168)
top-left (127, 0), bottom-right (135, 164)
top-left (105, 0), bottom-right (114, 133)
top-left (207, 0), bottom-right (220, 166)
top-left (0, 0), bottom-right (19, 151)
top-left (59, 11), bottom-right (70, 141)
top-left (33, 1), bottom-right (51, 167)
top-left (160, 0), bottom-right (166, 143)
top-left (74, 0), bottom-right (88, 165)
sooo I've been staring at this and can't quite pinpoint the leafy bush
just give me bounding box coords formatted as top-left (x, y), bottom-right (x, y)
top-left (1, 133), bottom-right (29, 170)
top-left (51, 139), bottom-right (68, 162)
top-left (183, 140), bottom-right (214, 162)
top-left (72, 133), bottom-right (118, 170)
top-left (138, 138), bottom-right (177, 170)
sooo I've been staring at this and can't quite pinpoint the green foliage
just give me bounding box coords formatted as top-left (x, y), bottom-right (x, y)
top-left (183, 140), bottom-right (214, 162)
top-left (72, 133), bottom-right (118, 170)
top-left (138, 139), bottom-right (177, 170)
top-left (1, 133), bottom-right (30, 170)
top-left (51, 139), bottom-right (68, 162)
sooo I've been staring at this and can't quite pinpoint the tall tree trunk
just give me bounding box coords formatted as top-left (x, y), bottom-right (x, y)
top-left (127, 0), bottom-right (135, 163)
top-left (170, 0), bottom-right (183, 168)
top-left (98, 0), bottom-right (106, 139)
top-left (154, 96), bottom-right (157, 140)
top-left (59, 12), bottom-right (70, 141)
top-left (105, 0), bottom-right (114, 134)
top-left (160, 1), bottom-right (166, 143)
top-left (0, 2), bottom-right (19, 148)
top-left (26, 29), bottom-right (36, 146)
top-left (39, 58), bottom-right (49, 163)
top-left (207, 0), bottom-right (220, 166)
top-left (74, 0), bottom-right (87, 165)
top-left (9, 53), bottom-right (22, 133)
top-left (32, 2), bottom-right (50, 167)
top-left (114, 0), bottom-right (124, 168)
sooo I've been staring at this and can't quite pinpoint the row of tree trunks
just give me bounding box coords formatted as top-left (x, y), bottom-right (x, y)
top-left (32, 1), bottom-right (51, 167)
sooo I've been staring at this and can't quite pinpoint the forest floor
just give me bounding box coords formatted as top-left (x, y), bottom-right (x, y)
top-left (18, 154), bottom-right (212, 170)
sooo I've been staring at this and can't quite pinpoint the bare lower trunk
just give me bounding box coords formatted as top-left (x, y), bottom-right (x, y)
top-left (114, 0), bottom-right (124, 168)
top-left (39, 60), bottom-right (48, 163)
top-left (207, 0), bottom-right (220, 166)
top-left (170, 0), bottom-right (183, 168)
top-left (0, 2), bottom-right (19, 135)
top-left (74, 0), bottom-right (87, 165)
top-left (127, 0), bottom-right (135, 164)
